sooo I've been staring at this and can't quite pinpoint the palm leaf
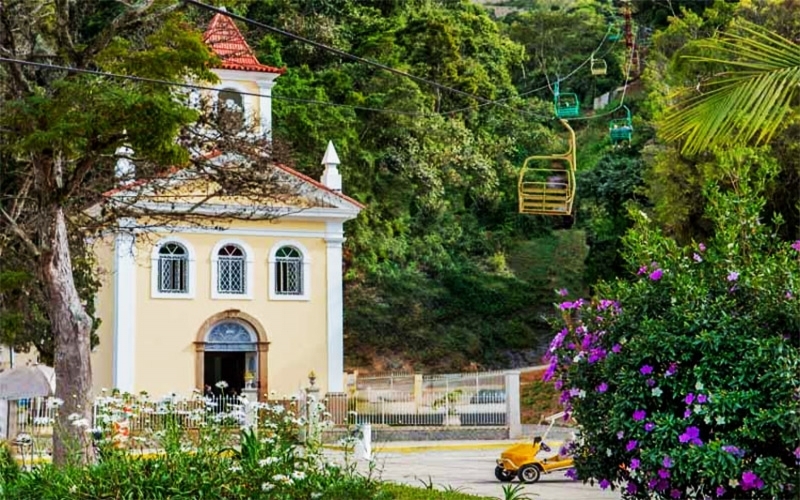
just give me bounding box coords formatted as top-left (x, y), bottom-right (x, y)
top-left (659, 22), bottom-right (800, 155)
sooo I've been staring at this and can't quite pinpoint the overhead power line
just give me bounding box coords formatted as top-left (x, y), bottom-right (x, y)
top-left (184, 0), bottom-right (507, 109)
top-left (0, 57), bottom-right (434, 117)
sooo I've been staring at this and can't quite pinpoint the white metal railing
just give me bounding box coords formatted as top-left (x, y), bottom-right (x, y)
top-left (12, 394), bottom-right (302, 435)
top-left (349, 389), bottom-right (506, 427)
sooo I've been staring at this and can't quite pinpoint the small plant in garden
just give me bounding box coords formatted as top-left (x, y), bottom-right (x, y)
top-left (542, 183), bottom-right (800, 498)
top-left (0, 391), bottom-right (381, 499)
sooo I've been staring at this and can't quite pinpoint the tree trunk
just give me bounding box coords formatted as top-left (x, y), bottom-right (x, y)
top-left (41, 206), bottom-right (94, 466)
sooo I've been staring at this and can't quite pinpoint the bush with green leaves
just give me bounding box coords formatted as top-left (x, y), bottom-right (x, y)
top-left (0, 393), bottom-right (380, 500)
top-left (544, 185), bottom-right (800, 498)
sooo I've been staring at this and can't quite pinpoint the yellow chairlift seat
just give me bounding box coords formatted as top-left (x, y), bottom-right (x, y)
top-left (590, 56), bottom-right (607, 76)
top-left (518, 119), bottom-right (577, 216)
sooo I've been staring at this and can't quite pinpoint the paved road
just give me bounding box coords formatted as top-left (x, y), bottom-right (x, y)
top-left (329, 441), bottom-right (622, 500)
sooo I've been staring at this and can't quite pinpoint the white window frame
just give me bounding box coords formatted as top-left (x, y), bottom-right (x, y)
top-left (211, 239), bottom-right (254, 300)
top-left (150, 237), bottom-right (196, 299)
top-left (268, 240), bottom-right (311, 301)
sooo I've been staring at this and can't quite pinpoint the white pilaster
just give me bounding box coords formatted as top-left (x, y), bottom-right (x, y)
top-left (257, 81), bottom-right (275, 140)
top-left (325, 221), bottom-right (345, 393)
top-left (113, 218), bottom-right (137, 393)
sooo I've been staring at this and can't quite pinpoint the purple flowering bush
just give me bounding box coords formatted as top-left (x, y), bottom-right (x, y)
top-left (544, 189), bottom-right (800, 499)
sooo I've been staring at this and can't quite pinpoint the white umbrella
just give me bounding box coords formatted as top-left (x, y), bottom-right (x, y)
top-left (0, 364), bottom-right (56, 400)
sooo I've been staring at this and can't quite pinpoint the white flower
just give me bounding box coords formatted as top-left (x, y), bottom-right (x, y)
top-left (606, 448), bottom-right (612, 457)
top-left (261, 483), bottom-right (274, 492)
top-left (259, 457), bottom-right (278, 467)
top-left (47, 398), bottom-right (64, 409)
top-left (72, 418), bottom-right (90, 428)
top-left (230, 465), bottom-right (242, 473)
top-left (291, 471), bottom-right (306, 481)
top-left (215, 381), bottom-right (229, 389)
top-left (715, 416), bottom-right (726, 425)
top-left (69, 485), bottom-right (77, 494)
top-left (695, 381), bottom-right (704, 391)
top-left (651, 387), bottom-right (663, 397)
top-left (67, 413), bottom-right (81, 422)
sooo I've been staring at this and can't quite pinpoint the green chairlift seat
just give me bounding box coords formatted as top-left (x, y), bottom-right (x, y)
top-left (609, 105), bottom-right (633, 143)
top-left (553, 82), bottom-right (580, 119)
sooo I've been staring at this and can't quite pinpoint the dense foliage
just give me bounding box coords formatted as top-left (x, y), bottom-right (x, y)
top-left (544, 174), bottom-right (800, 498)
top-left (0, 393), bottom-right (488, 499)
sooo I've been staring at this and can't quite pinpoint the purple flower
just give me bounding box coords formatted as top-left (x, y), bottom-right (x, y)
top-left (679, 426), bottom-right (703, 445)
top-left (626, 482), bottom-right (638, 494)
top-left (722, 445), bottom-right (744, 458)
top-left (685, 393), bottom-right (695, 405)
top-left (597, 382), bottom-right (608, 393)
top-left (699, 243), bottom-right (706, 252)
top-left (658, 468), bottom-right (670, 479)
top-left (693, 253), bottom-right (703, 262)
top-left (655, 478), bottom-right (669, 492)
top-left (670, 489), bottom-right (681, 499)
top-left (683, 408), bottom-right (692, 418)
top-left (569, 387), bottom-right (581, 397)
top-left (633, 409), bottom-right (647, 421)
top-left (559, 301), bottom-right (576, 310)
top-left (649, 269), bottom-right (664, 281)
top-left (646, 378), bottom-right (656, 387)
top-left (648, 478), bottom-right (658, 490)
top-left (617, 430), bottom-right (625, 440)
top-left (741, 471), bottom-right (764, 491)
top-left (662, 456), bottom-right (673, 469)
top-left (793, 446), bottom-right (800, 460)
top-left (598, 299), bottom-right (614, 310)
top-left (543, 362), bottom-right (557, 382)
top-left (630, 458), bottom-right (640, 470)
top-left (640, 365), bottom-right (654, 375)
top-left (557, 288), bottom-right (569, 296)
top-left (626, 440), bottom-right (638, 452)
top-left (588, 347), bottom-right (607, 364)
top-left (791, 240), bottom-right (800, 252)
top-left (665, 362), bottom-right (678, 376)
top-left (612, 344), bottom-right (622, 354)
top-left (727, 271), bottom-right (739, 282)
top-left (554, 379), bottom-right (564, 390)
top-left (787, 291), bottom-right (794, 299)
top-left (645, 422), bottom-right (655, 432)
top-left (715, 486), bottom-right (726, 497)
top-left (638, 265), bottom-right (648, 275)
top-left (599, 479), bottom-right (610, 490)
top-left (565, 468), bottom-right (578, 480)
top-left (697, 394), bottom-right (707, 404)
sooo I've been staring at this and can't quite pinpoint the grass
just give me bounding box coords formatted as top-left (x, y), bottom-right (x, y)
top-left (380, 482), bottom-right (494, 499)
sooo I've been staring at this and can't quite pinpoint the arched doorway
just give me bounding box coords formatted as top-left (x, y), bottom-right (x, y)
top-left (195, 311), bottom-right (269, 400)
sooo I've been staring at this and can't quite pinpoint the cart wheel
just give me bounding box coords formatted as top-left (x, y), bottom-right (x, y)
top-left (518, 464), bottom-right (541, 484)
top-left (494, 466), bottom-right (515, 482)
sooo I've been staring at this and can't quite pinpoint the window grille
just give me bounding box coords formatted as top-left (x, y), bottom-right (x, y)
top-left (158, 243), bottom-right (188, 293)
top-left (275, 246), bottom-right (302, 295)
top-left (217, 245), bottom-right (246, 294)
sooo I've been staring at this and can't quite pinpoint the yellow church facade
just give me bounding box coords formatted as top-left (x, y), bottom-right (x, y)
top-left (87, 13), bottom-right (362, 401)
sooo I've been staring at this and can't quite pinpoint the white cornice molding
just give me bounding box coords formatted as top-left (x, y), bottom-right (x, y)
top-left (209, 69), bottom-right (281, 84)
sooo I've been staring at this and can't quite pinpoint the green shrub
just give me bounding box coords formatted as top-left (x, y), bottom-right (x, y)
top-left (544, 185), bottom-right (800, 498)
top-left (2, 395), bottom-right (380, 500)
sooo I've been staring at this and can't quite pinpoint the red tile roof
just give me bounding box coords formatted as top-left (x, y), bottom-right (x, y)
top-left (203, 13), bottom-right (286, 74)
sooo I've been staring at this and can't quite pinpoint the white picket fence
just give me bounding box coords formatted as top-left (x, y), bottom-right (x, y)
top-left (12, 394), bottom-right (283, 435)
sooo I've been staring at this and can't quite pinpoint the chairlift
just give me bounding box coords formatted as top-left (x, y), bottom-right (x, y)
top-left (590, 56), bottom-right (607, 76)
top-left (553, 81), bottom-right (580, 119)
top-left (609, 105), bottom-right (633, 143)
top-left (518, 119), bottom-right (577, 216)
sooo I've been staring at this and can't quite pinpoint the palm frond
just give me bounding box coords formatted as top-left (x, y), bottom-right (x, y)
top-left (659, 21), bottom-right (800, 155)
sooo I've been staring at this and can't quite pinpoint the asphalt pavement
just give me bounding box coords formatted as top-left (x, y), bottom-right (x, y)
top-left (328, 440), bottom-right (622, 500)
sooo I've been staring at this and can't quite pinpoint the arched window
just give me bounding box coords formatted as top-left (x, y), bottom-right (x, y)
top-left (151, 238), bottom-right (196, 299)
top-left (217, 88), bottom-right (244, 129)
top-left (274, 246), bottom-right (303, 295)
top-left (217, 244), bottom-right (246, 294)
top-left (158, 243), bottom-right (189, 293)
